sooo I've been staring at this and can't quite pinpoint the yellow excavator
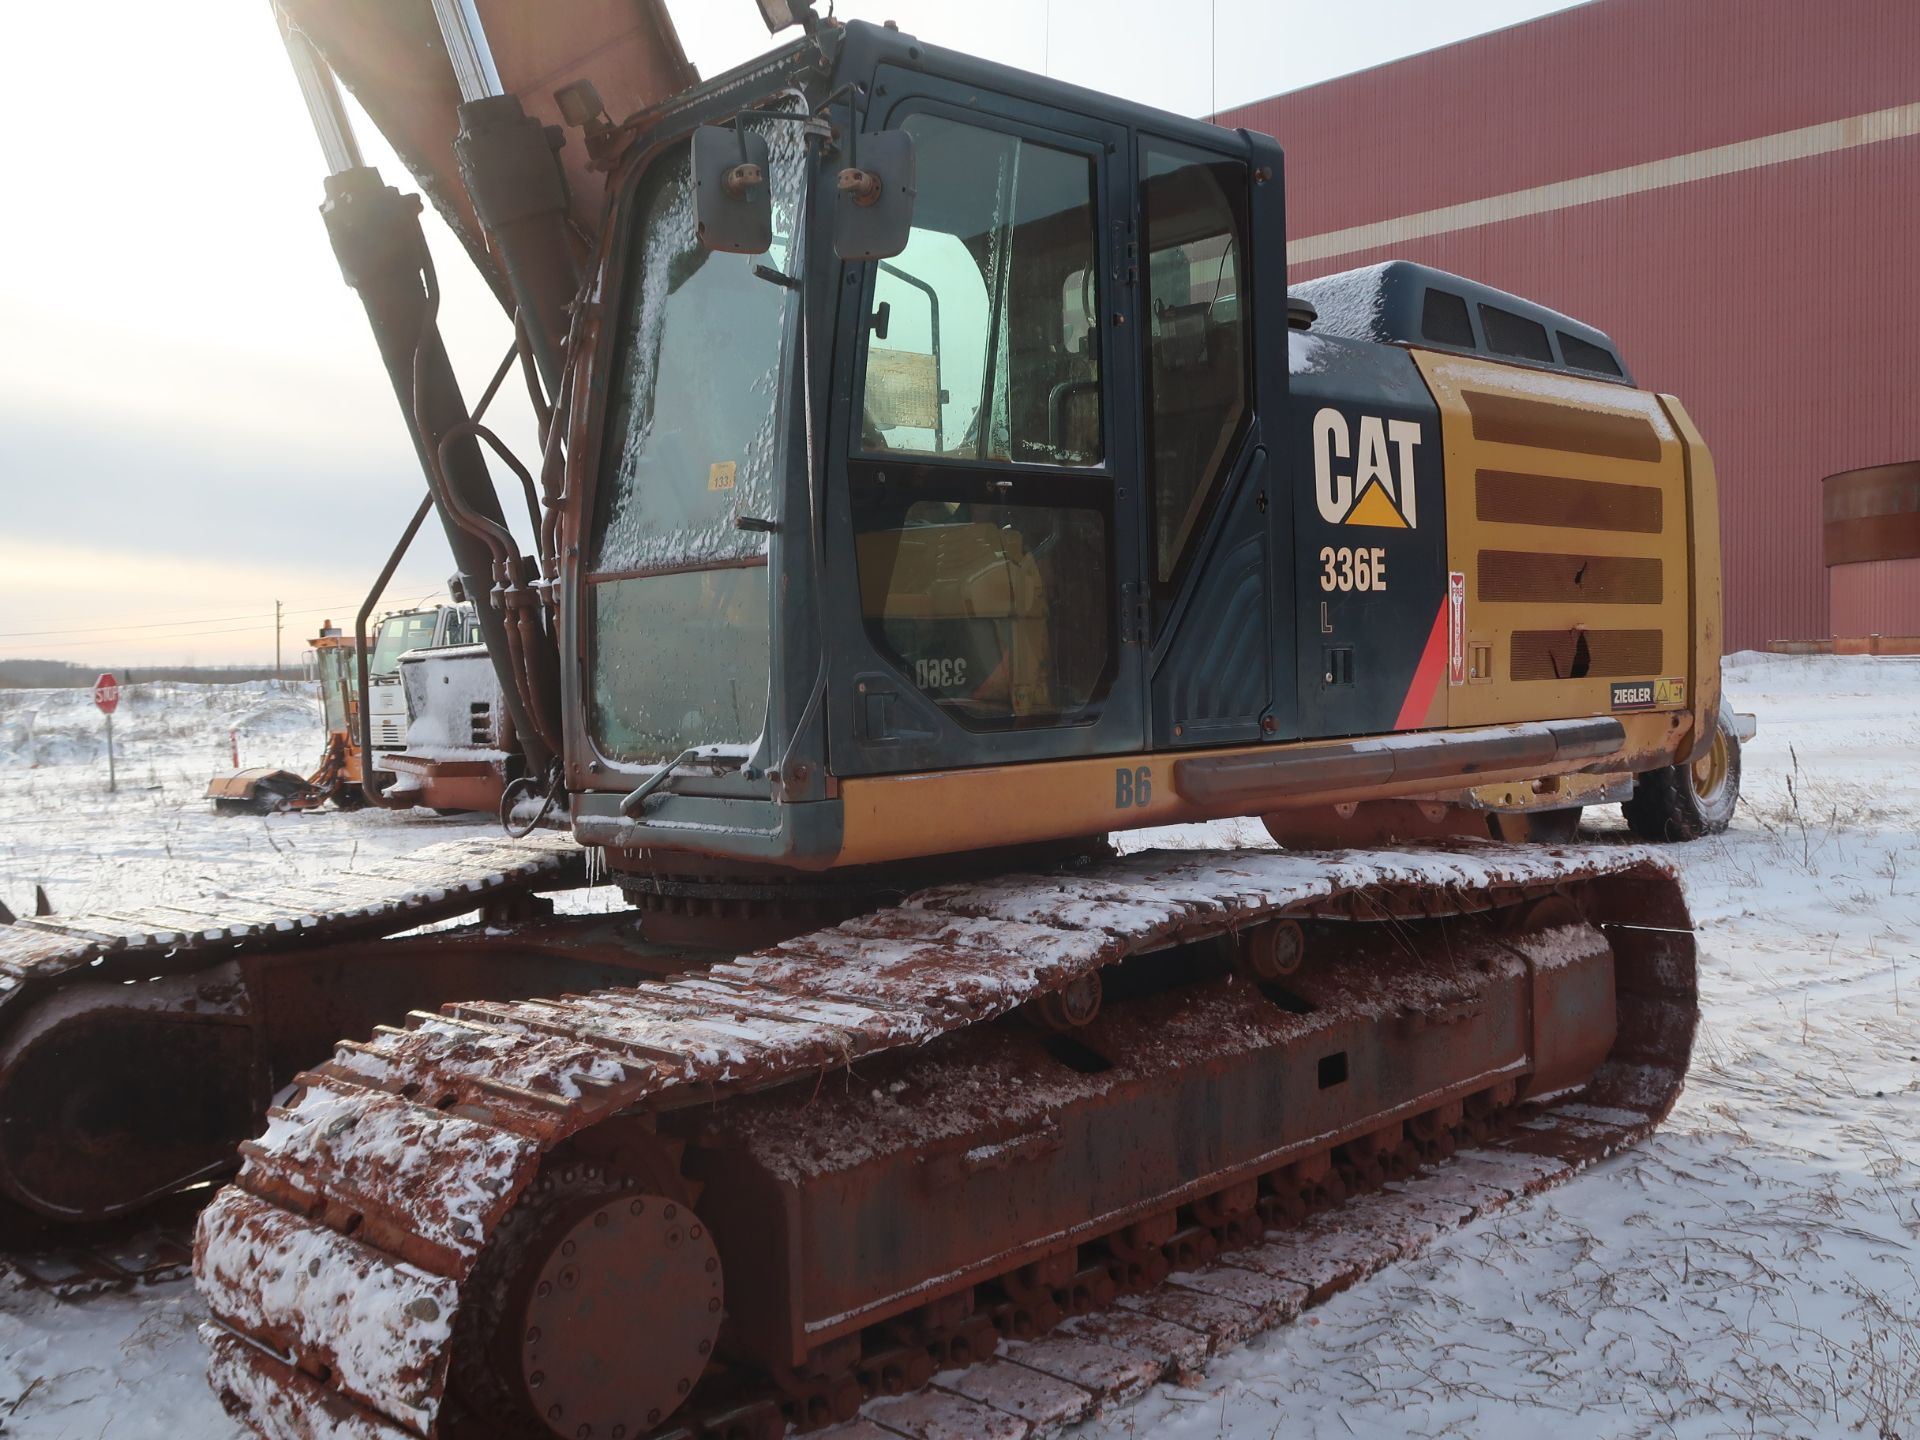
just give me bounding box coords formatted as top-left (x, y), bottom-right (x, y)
top-left (16, 3), bottom-right (1757, 1437)
top-left (203, 616), bottom-right (396, 815)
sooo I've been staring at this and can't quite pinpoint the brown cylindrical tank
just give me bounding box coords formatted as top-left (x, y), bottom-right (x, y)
top-left (1823, 462), bottom-right (1920, 643)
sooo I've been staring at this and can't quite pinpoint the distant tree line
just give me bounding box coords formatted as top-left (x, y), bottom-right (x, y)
top-left (0, 659), bottom-right (293, 689)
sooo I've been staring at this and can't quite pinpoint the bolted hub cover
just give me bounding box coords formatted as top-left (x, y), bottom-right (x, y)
top-left (1245, 919), bottom-right (1304, 981)
top-left (517, 1192), bottom-right (723, 1439)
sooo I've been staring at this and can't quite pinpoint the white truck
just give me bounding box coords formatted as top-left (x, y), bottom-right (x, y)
top-left (382, 641), bottom-right (519, 813)
top-left (364, 603), bottom-right (481, 768)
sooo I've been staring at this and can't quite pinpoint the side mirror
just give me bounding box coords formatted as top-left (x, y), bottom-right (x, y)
top-left (834, 129), bottom-right (916, 262)
top-left (692, 125), bottom-right (772, 254)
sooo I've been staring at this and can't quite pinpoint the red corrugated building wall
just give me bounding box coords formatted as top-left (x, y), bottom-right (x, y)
top-left (1216, 0), bottom-right (1920, 652)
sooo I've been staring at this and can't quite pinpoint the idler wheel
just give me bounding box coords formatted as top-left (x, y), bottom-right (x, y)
top-left (452, 1163), bottom-right (722, 1440)
top-left (519, 1193), bottom-right (722, 1437)
top-left (0, 998), bottom-right (256, 1222)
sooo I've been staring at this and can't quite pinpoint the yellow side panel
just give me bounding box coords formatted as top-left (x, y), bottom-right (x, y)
top-left (1411, 350), bottom-right (1694, 728)
top-left (830, 709), bottom-right (1684, 869)
top-left (1658, 394), bottom-right (1723, 760)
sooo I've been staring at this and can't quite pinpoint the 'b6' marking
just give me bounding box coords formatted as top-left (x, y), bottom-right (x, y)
top-left (1114, 765), bottom-right (1153, 809)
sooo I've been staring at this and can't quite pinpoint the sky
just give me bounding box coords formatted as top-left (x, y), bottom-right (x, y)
top-left (0, 0), bottom-right (1585, 667)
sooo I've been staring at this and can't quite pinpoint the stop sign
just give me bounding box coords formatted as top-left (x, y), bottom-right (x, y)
top-left (93, 672), bottom-right (121, 715)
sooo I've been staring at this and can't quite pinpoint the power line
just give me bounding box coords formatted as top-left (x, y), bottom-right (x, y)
top-left (0, 585), bottom-right (452, 642)
top-left (0, 622), bottom-right (320, 655)
top-left (0, 589), bottom-right (392, 636)
top-left (5, 621), bottom-right (318, 648)
top-left (0, 603), bottom-right (344, 640)
top-left (0, 612), bottom-right (449, 657)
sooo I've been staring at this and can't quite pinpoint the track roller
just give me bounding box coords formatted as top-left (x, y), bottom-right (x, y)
top-left (1236, 918), bottom-right (1305, 981)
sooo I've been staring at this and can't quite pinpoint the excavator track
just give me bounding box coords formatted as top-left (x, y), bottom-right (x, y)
top-left (0, 833), bottom-right (583, 983)
top-left (1, 1189), bottom-right (206, 1295)
top-left (0, 832), bottom-right (593, 1248)
top-left (195, 842), bottom-right (1696, 1440)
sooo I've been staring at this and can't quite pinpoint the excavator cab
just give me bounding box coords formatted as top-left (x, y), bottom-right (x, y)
top-left (313, 632), bottom-right (360, 739)
top-left (560, 25), bottom-right (1293, 872)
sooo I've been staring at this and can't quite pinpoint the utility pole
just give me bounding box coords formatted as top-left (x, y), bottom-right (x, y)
top-left (275, 599), bottom-right (284, 679)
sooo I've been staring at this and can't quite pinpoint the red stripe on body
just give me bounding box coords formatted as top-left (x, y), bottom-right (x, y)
top-left (1393, 601), bottom-right (1451, 730)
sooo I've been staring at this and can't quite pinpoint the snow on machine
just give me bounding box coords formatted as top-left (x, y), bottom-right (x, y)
top-left (2, 2), bottom-right (1754, 1436)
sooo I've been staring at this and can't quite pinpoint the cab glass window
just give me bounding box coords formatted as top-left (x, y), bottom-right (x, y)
top-left (370, 612), bottom-right (438, 676)
top-left (859, 114), bottom-right (1102, 466)
top-left (585, 110), bottom-right (805, 764)
top-left (593, 119), bottom-right (803, 575)
top-left (855, 498), bottom-right (1109, 728)
top-left (316, 647), bottom-right (356, 732)
top-left (851, 113), bottom-right (1113, 732)
top-left (1141, 141), bottom-right (1249, 591)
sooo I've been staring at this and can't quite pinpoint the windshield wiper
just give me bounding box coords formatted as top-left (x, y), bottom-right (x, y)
top-left (620, 744), bottom-right (751, 817)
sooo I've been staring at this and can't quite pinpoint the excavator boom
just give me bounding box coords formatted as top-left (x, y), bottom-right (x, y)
top-left (276, 0), bottom-right (695, 304)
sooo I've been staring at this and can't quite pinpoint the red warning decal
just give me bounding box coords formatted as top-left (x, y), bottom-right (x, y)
top-left (1447, 571), bottom-right (1466, 686)
top-left (1393, 601), bottom-right (1450, 730)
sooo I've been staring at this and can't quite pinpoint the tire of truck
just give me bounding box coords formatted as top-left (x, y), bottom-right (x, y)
top-left (1622, 700), bottom-right (1741, 841)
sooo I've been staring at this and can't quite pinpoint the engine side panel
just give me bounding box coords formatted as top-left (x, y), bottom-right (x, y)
top-left (1411, 349), bottom-right (1697, 729)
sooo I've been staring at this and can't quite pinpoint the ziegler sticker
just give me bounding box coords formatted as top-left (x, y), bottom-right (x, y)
top-left (1610, 677), bottom-right (1687, 710)
top-left (1447, 572), bottom-right (1466, 686)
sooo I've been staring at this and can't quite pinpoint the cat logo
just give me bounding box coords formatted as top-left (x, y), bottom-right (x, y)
top-left (1312, 408), bottom-right (1421, 529)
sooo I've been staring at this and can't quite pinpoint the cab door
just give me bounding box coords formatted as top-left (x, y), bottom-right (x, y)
top-left (1136, 133), bottom-right (1292, 750)
top-left (823, 79), bottom-right (1146, 779)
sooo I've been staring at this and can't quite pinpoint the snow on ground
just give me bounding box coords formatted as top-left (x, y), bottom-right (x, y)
top-left (0, 679), bottom-right (502, 915)
top-left (1090, 652), bottom-right (1920, 1440)
top-left (0, 679), bottom-right (615, 925)
top-left (1, 656), bottom-right (1916, 1438)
